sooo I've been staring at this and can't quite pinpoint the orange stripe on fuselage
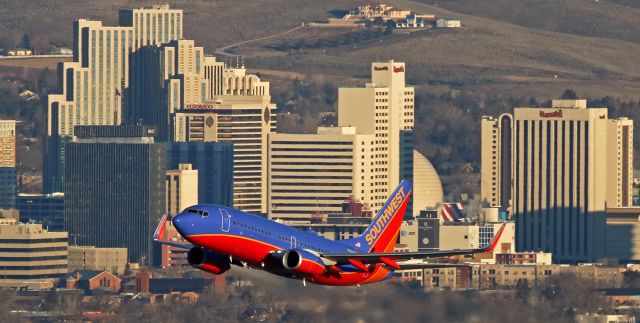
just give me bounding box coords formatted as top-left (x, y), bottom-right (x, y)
top-left (185, 233), bottom-right (393, 286)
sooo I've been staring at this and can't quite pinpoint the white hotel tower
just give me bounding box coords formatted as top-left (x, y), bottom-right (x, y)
top-left (268, 61), bottom-right (417, 222)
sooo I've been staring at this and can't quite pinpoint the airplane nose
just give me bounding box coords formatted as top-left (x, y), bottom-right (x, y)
top-left (172, 212), bottom-right (187, 234)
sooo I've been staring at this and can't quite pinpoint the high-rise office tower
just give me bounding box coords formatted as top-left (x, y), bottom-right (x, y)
top-left (64, 126), bottom-right (165, 264)
top-left (171, 95), bottom-right (275, 213)
top-left (266, 61), bottom-right (419, 221)
top-left (606, 118), bottom-right (634, 208)
top-left (136, 39), bottom-right (209, 141)
top-left (481, 100), bottom-right (633, 263)
top-left (45, 5), bottom-right (182, 193)
top-left (481, 114), bottom-right (513, 211)
top-left (165, 142), bottom-right (234, 207)
top-left (337, 60), bottom-right (414, 211)
top-left (132, 33), bottom-right (274, 214)
top-left (0, 120), bottom-right (17, 208)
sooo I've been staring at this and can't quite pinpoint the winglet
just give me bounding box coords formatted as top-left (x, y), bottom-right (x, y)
top-left (482, 222), bottom-right (507, 253)
top-left (152, 213), bottom-right (193, 250)
top-left (153, 213), bottom-right (169, 241)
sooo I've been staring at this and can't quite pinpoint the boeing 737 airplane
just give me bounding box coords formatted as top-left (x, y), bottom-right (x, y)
top-left (154, 180), bottom-right (506, 286)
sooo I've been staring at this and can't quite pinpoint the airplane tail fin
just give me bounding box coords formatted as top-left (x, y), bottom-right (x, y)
top-left (343, 180), bottom-right (413, 253)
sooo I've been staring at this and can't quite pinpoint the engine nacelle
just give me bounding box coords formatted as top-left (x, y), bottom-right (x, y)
top-left (281, 249), bottom-right (326, 276)
top-left (187, 247), bottom-right (230, 275)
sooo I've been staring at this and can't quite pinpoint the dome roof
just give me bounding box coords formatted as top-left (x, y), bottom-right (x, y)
top-left (413, 150), bottom-right (443, 215)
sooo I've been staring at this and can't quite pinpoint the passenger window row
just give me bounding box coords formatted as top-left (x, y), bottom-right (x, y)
top-left (233, 221), bottom-right (271, 236)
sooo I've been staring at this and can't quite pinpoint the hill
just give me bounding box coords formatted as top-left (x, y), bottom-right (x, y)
top-left (431, 0), bottom-right (640, 45)
top-left (2, 0), bottom-right (640, 196)
top-left (1, 0), bottom-right (639, 99)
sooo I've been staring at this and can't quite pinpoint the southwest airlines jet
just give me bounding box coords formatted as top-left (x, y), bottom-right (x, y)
top-left (154, 180), bottom-right (506, 286)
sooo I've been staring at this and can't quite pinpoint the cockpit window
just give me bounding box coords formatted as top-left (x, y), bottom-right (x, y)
top-left (186, 209), bottom-right (207, 217)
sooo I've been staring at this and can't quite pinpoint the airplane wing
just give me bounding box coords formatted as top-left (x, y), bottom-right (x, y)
top-left (153, 213), bottom-right (192, 250)
top-left (396, 262), bottom-right (473, 270)
top-left (320, 222), bottom-right (506, 270)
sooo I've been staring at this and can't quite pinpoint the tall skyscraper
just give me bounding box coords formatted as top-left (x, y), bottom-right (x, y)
top-left (64, 126), bottom-right (165, 264)
top-left (136, 39), bottom-right (208, 141)
top-left (165, 142), bottom-right (234, 207)
top-left (481, 114), bottom-right (513, 211)
top-left (0, 120), bottom-right (17, 208)
top-left (266, 61), bottom-right (417, 221)
top-left (481, 100), bottom-right (634, 263)
top-left (169, 67), bottom-right (276, 214)
top-left (45, 5), bottom-right (183, 193)
top-left (606, 118), bottom-right (634, 208)
top-left (338, 60), bottom-right (414, 211)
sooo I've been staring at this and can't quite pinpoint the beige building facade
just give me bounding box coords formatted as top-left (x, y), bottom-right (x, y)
top-left (480, 114), bottom-right (512, 211)
top-left (46, 5), bottom-right (183, 193)
top-left (0, 218), bottom-right (68, 289)
top-left (439, 222), bottom-right (516, 252)
top-left (172, 93), bottom-right (276, 214)
top-left (607, 118), bottom-right (634, 208)
top-left (166, 163), bottom-right (198, 217)
top-left (267, 126), bottom-right (378, 222)
top-left (472, 264), bottom-right (624, 289)
top-left (482, 100), bottom-right (633, 263)
top-left (68, 246), bottom-right (128, 275)
top-left (0, 120), bottom-right (17, 168)
top-left (338, 60), bottom-right (414, 212)
top-left (149, 38), bottom-right (275, 214)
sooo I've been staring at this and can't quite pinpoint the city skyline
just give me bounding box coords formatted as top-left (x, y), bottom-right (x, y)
top-left (2, 6), bottom-right (640, 322)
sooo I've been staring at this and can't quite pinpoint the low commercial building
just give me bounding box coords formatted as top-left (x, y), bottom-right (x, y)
top-left (16, 193), bottom-right (65, 231)
top-left (395, 14), bottom-right (425, 28)
top-left (436, 19), bottom-right (461, 28)
top-left (5, 49), bottom-right (32, 56)
top-left (439, 222), bottom-right (515, 252)
top-left (64, 270), bottom-right (121, 294)
top-left (470, 264), bottom-right (624, 290)
top-left (606, 207), bottom-right (640, 262)
top-left (0, 209), bottom-right (19, 220)
top-left (494, 252), bottom-right (553, 265)
top-left (160, 223), bottom-right (190, 268)
top-left (423, 266), bottom-right (473, 289)
top-left (0, 218), bottom-right (68, 290)
top-left (68, 246), bottom-right (128, 275)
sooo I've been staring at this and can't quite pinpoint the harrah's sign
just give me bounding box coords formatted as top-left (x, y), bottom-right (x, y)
top-left (373, 65), bottom-right (405, 73)
top-left (539, 109), bottom-right (563, 118)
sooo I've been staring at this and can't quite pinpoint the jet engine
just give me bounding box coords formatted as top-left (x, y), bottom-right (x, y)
top-left (187, 247), bottom-right (231, 275)
top-left (280, 249), bottom-right (326, 276)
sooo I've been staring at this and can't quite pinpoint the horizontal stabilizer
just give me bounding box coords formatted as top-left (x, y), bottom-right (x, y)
top-left (322, 223), bottom-right (507, 266)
